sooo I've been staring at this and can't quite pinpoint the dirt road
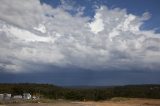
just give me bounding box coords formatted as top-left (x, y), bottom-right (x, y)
top-left (1, 98), bottom-right (160, 106)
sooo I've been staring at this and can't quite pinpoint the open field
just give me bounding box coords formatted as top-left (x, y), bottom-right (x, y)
top-left (1, 98), bottom-right (160, 106)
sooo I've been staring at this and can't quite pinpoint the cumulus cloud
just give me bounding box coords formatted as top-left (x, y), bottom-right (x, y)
top-left (0, 0), bottom-right (160, 73)
top-left (89, 7), bottom-right (104, 34)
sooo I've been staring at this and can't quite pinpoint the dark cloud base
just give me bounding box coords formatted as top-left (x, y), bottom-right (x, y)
top-left (1, 68), bottom-right (160, 86)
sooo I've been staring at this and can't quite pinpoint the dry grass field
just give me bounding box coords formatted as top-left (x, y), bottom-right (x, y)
top-left (1, 98), bottom-right (160, 106)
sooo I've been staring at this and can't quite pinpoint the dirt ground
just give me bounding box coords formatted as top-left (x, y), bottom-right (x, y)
top-left (1, 98), bottom-right (160, 106)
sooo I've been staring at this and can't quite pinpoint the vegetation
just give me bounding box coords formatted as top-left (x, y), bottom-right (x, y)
top-left (0, 83), bottom-right (160, 101)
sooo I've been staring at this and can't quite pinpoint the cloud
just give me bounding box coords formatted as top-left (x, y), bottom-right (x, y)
top-left (89, 7), bottom-right (104, 34)
top-left (0, 0), bottom-right (44, 30)
top-left (0, 0), bottom-right (160, 73)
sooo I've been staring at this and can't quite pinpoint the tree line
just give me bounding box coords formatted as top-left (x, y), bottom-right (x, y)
top-left (0, 83), bottom-right (160, 101)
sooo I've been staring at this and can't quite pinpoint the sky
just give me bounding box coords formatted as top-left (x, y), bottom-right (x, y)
top-left (0, 0), bottom-right (160, 86)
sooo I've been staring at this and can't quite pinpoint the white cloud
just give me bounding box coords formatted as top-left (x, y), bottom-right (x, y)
top-left (0, 0), bottom-right (160, 73)
top-left (89, 7), bottom-right (104, 34)
top-left (34, 24), bottom-right (46, 33)
top-left (6, 26), bottom-right (52, 42)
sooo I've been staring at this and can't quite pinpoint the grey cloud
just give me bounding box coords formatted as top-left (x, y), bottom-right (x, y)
top-left (0, 0), bottom-right (44, 30)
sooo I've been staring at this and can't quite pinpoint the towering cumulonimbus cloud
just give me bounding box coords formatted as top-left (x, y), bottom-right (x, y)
top-left (0, 0), bottom-right (160, 73)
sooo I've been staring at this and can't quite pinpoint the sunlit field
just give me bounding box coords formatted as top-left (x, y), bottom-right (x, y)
top-left (1, 98), bottom-right (160, 106)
